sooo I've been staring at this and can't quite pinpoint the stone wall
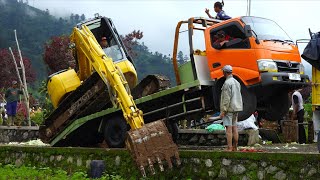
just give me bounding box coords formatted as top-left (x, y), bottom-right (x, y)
top-left (0, 146), bottom-right (319, 179)
top-left (0, 126), bottom-right (39, 143)
top-left (178, 129), bottom-right (259, 146)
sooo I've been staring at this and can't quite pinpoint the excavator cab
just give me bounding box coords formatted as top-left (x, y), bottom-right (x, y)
top-left (80, 16), bottom-right (128, 63)
top-left (76, 15), bottom-right (138, 88)
top-left (47, 15), bottom-right (138, 108)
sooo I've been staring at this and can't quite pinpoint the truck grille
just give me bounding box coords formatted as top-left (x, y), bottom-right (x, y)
top-left (274, 61), bottom-right (299, 73)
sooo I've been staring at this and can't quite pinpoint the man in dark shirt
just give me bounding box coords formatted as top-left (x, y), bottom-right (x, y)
top-left (5, 81), bottom-right (23, 126)
top-left (205, 1), bottom-right (232, 20)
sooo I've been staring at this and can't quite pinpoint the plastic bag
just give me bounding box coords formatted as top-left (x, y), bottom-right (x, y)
top-left (205, 124), bottom-right (225, 132)
top-left (301, 31), bottom-right (320, 70)
top-left (237, 114), bottom-right (258, 131)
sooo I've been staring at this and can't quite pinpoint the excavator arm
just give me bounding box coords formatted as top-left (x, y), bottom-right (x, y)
top-left (70, 25), bottom-right (180, 176)
top-left (70, 25), bottom-right (144, 129)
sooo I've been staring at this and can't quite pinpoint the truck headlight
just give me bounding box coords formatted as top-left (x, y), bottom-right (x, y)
top-left (298, 63), bottom-right (305, 74)
top-left (257, 60), bottom-right (278, 72)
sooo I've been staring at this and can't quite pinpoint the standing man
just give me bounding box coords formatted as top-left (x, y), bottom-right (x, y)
top-left (292, 89), bottom-right (306, 144)
top-left (5, 81), bottom-right (23, 126)
top-left (205, 1), bottom-right (232, 20)
top-left (220, 65), bottom-right (243, 151)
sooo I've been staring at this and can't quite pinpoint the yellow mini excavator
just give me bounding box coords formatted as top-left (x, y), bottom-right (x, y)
top-left (41, 15), bottom-right (180, 176)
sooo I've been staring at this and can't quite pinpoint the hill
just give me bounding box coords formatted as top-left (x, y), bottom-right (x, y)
top-left (0, 0), bottom-right (177, 85)
top-left (0, 0), bottom-right (74, 79)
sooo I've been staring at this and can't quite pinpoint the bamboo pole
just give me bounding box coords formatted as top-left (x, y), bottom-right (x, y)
top-left (8, 47), bottom-right (28, 124)
top-left (12, 29), bottom-right (31, 126)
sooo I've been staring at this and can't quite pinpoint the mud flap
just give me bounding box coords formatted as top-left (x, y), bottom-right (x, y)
top-left (126, 120), bottom-right (181, 177)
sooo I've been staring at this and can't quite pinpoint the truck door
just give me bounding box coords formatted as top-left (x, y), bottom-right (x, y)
top-left (205, 21), bottom-right (259, 86)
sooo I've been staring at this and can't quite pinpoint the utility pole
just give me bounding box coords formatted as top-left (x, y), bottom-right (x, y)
top-left (247, 0), bottom-right (251, 16)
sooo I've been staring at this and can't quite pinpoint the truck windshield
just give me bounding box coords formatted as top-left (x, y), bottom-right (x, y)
top-left (241, 17), bottom-right (291, 41)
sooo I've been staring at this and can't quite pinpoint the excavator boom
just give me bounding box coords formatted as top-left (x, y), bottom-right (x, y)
top-left (70, 25), bottom-right (180, 176)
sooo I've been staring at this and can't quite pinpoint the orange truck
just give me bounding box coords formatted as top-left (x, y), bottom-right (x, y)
top-left (41, 16), bottom-right (309, 152)
top-left (173, 16), bottom-right (309, 121)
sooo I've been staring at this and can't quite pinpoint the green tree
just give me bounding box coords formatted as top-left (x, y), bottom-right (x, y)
top-left (80, 14), bottom-right (85, 21)
top-left (177, 51), bottom-right (184, 65)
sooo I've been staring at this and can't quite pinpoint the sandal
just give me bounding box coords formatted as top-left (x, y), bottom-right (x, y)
top-left (223, 147), bottom-right (233, 152)
top-left (232, 146), bottom-right (238, 151)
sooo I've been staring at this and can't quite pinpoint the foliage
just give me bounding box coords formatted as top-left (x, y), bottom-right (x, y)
top-left (0, 0), bottom-right (75, 79)
top-left (133, 42), bottom-right (175, 83)
top-left (121, 30), bottom-right (143, 57)
top-left (43, 36), bottom-right (75, 74)
top-left (304, 103), bottom-right (312, 119)
top-left (42, 30), bottom-right (176, 84)
top-left (38, 80), bottom-right (54, 118)
top-left (0, 49), bottom-right (36, 88)
top-left (30, 108), bottom-right (44, 125)
top-left (0, 164), bottom-right (124, 179)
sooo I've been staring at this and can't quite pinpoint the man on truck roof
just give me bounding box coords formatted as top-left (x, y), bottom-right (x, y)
top-left (220, 65), bottom-right (243, 151)
top-left (205, 1), bottom-right (231, 20)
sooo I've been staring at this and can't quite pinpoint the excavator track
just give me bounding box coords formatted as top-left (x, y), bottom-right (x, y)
top-left (39, 72), bottom-right (111, 143)
top-left (132, 74), bottom-right (170, 99)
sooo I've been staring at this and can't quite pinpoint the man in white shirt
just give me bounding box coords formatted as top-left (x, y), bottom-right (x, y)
top-left (292, 89), bottom-right (306, 144)
top-left (220, 65), bottom-right (243, 151)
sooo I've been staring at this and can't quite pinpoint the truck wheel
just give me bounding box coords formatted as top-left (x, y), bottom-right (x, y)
top-left (103, 116), bottom-right (127, 148)
top-left (166, 121), bottom-right (179, 143)
top-left (263, 92), bottom-right (289, 121)
top-left (238, 84), bottom-right (257, 121)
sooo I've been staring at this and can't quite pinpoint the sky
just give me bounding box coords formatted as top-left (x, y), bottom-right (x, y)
top-left (31, 0), bottom-right (320, 75)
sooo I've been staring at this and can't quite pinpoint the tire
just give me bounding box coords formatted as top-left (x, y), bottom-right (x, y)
top-left (238, 83), bottom-right (257, 121)
top-left (263, 92), bottom-right (289, 121)
top-left (103, 116), bottom-right (128, 148)
top-left (166, 121), bottom-right (179, 143)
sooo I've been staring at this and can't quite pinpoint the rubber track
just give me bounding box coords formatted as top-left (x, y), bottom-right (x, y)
top-left (40, 72), bottom-right (111, 143)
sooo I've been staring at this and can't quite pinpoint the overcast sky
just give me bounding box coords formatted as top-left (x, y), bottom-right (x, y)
top-left (31, 0), bottom-right (320, 75)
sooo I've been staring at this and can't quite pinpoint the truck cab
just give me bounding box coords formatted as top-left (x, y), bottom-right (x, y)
top-left (173, 16), bottom-right (309, 121)
top-left (205, 16), bottom-right (309, 120)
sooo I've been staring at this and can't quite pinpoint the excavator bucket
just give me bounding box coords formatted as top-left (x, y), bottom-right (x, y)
top-left (126, 120), bottom-right (181, 177)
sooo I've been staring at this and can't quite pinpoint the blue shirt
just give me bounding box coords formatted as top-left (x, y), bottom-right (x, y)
top-left (215, 10), bottom-right (231, 20)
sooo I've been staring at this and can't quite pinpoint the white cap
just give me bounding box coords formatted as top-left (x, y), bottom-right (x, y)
top-left (222, 65), bottom-right (232, 73)
top-left (12, 81), bottom-right (18, 85)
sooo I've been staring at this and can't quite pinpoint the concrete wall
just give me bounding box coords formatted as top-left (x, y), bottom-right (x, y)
top-left (0, 146), bottom-right (319, 179)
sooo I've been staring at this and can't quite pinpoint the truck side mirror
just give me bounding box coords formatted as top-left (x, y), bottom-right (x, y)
top-left (244, 25), bottom-right (253, 37)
